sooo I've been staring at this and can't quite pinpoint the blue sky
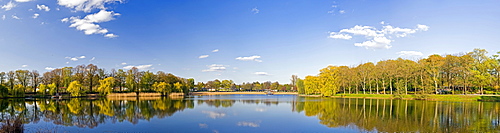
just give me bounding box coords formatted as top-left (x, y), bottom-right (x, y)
top-left (1, 0), bottom-right (499, 84)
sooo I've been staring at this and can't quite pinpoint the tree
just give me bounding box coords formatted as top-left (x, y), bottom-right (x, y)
top-left (0, 72), bottom-right (5, 85)
top-left (153, 82), bottom-right (171, 96)
top-left (67, 81), bottom-right (84, 97)
top-left (297, 79), bottom-right (305, 94)
top-left (37, 84), bottom-right (48, 95)
top-left (47, 83), bottom-right (57, 95)
top-left (85, 64), bottom-right (98, 92)
top-left (291, 75), bottom-right (298, 91)
top-left (30, 70), bottom-right (40, 94)
top-left (0, 84), bottom-right (8, 98)
top-left (97, 77), bottom-right (115, 96)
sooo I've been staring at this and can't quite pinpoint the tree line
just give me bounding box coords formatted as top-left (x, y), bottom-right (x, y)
top-left (0, 64), bottom-right (194, 97)
top-left (0, 64), bottom-right (296, 97)
top-left (297, 48), bottom-right (500, 96)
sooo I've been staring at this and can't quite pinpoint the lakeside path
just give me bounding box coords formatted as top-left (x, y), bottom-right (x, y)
top-left (191, 92), bottom-right (298, 95)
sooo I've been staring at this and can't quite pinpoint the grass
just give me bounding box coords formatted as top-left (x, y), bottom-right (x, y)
top-left (324, 94), bottom-right (499, 102)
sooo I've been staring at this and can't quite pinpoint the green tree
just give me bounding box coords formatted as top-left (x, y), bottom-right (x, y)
top-left (0, 84), bottom-right (8, 98)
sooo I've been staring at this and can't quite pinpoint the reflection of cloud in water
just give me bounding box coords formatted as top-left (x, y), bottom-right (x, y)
top-left (212, 130), bottom-right (219, 133)
top-left (202, 110), bottom-right (226, 119)
top-left (199, 123), bottom-right (208, 128)
top-left (237, 121), bottom-right (261, 127)
top-left (255, 107), bottom-right (267, 112)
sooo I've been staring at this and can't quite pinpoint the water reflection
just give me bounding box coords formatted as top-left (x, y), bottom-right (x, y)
top-left (1, 95), bottom-right (499, 132)
top-left (295, 97), bottom-right (500, 132)
top-left (0, 97), bottom-right (195, 129)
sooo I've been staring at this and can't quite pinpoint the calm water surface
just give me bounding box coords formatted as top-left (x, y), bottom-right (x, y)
top-left (1, 95), bottom-right (500, 132)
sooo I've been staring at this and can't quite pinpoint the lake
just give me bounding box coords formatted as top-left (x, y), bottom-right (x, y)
top-left (1, 94), bottom-right (499, 132)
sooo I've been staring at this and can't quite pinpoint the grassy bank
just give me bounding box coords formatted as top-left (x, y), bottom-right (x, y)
top-left (310, 94), bottom-right (500, 102)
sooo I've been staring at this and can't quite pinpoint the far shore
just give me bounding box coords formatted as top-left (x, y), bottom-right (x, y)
top-left (191, 92), bottom-right (298, 95)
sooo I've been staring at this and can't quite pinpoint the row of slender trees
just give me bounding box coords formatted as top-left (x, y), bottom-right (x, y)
top-left (297, 48), bottom-right (500, 96)
top-left (0, 64), bottom-right (194, 97)
top-left (0, 64), bottom-right (297, 97)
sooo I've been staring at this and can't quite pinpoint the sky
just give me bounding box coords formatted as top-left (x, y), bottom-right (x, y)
top-left (1, 0), bottom-right (500, 84)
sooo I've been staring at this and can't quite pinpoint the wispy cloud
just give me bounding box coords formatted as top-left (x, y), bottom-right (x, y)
top-left (45, 67), bottom-right (55, 70)
top-left (329, 23), bottom-right (429, 49)
top-left (57, 0), bottom-right (123, 13)
top-left (254, 72), bottom-right (270, 76)
top-left (21, 65), bottom-right (28, 68)
top-left (121, 62), bottom-right (127, 65)
top-left (65, 55), bottom-right (86, 61)
top-left (237, 121), bottom-right (260, 127)
top-left (212, 49), bottom-right (219, 52)
top-left (123, 64), bottom-right (153, 70)
top-left (15, 0), bottom-right (34, 2)
top-left (11, 15), bottom-right (20, 20)
top-left (1, 1), bottom-right (16, 11)
top-left (236, 55), bottom-right (262, 62)
top-left (2, 15), bottom-right (5, 20)
top-left (251, 7), bottom-right (259, 14)
top-left (37, 4), bottom-right (50, 11)
top-left (199, 55), bottom-right (209, 59)
top-left (202, 64), bottom-right (226, 72)
top-left (397, 51), bottom-right (423, 57)
top-left (32, 13), bottom-right (39, 19)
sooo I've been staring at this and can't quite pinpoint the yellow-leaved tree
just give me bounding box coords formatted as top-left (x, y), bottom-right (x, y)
top-left (98, 77), bottom-right (115, 96)
top-left (67, 81), bottom-right (84, 97)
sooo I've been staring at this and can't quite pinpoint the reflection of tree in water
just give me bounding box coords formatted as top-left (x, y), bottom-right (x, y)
top-left (295, 97), bottom-right (500, 132)
top-left (0, 97), bottom-right (194, 129)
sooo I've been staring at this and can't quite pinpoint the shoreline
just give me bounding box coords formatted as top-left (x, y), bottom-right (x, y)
top-left (190, 92), bottom-right (298, 95)
top-left (299, 94), bottom-right (500, 102)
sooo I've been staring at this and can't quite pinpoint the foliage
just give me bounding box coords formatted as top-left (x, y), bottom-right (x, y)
top-left (97, 77), bottom-right (115, 96)
top-left (0, 85), bottom-right (8, 98)
top-left (67, 81), bottom-right (84, 97)
top-left (301, 48), bottom-right (500, 97)
top-left (153, 82), bottom-right (171, 96)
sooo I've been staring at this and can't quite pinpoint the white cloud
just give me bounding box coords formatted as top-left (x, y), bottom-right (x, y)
top-left (57, 0), bottom-right (123, 13)
top-left (70, 57), bottom-right (78, 61)
top-left (79, 56), bottom-right (86, 59)
top-left (212, 49), bottom-right (219, 52)
top-left (15, 0), bottom-right (33, 2)
top-left (11, 15), bottom-right (20, 19)
top-left (236, 55), bottom-right (262, 62)
top-left (32, 13), bottom-right (39, 18)
top-left (329, 23), bottom-right (429, 49)
top-left (61, 18), bottom-right (69, 22)
top-left (45, 67), bottom-right (55, 70)
top-left (104, 33), bottom-right (118, 38)
top-left (329, 32), bottom-right (352, 39)
top-left (339, 10), bottom-right (345, 14)
top-left (62, 10), bottom-right (120, 37)
top-left (397, 51), bottom-right (423, 57)
top-left (417, 24), bottom-right (429, 31)
top-left (90, 57), bottom-right (95, 61)
top-left (2, 15), bottom-right (6, 20)
top-left (2, 1), bottom-right (16, 11)
top-left (37, 4), bottom-right (50, 11)
top-left (199, 55), bottom-right (209, 59)
top-left (123, 64), bottom-right (153, 70)
top-left (121, 62), bottom-right (127, 65)
top-left (254, 72), bottom-right (270, 76)
top-left (202, 64), bottom-right (226, 72)
top-left (237, 121), bottom-right (260, 127)
top-left (21, 65), bottom-right (28, 68)
top-left (251, 7), bottom-right (259, 14)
